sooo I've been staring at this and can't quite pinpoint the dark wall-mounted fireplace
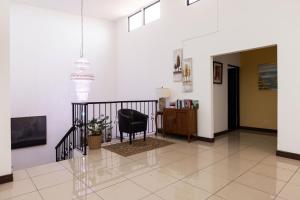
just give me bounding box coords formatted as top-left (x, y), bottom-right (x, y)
top-left (11, 116), bottom-right (47, 149)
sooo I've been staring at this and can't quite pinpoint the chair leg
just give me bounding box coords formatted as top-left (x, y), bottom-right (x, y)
top-left (133, 133), bottom-right (135, 140)
top-left (144, 131), bottom-right (146, 141)
top-left (120, 132), bottom-right (123, 143)
top-left (129, 133), bottom-right (132, 144)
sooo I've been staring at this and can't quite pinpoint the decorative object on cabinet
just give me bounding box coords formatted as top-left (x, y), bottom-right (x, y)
top-left (163, 108), bottom-right (197, 142)
top-left (213, 61), bottom-right (223, 84)
top-left (156, 87), bottom-right (171, 112)
top-left (176, 99), bottom-right (199, 109)
top-left (173, 48), bottom-right (183, 82)
top-left (182, 58), bottom-right (193, 92)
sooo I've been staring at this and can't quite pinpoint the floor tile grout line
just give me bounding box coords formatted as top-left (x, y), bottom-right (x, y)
top-left (26, 168), bottom-right (66, 179)
top-left (259, 161), bottom-right (300, 173)
top-left (28, 171), bottom-right (45, 200)
top-left (127, 171), bottom-right (181, 199)
top-left (274, 164), bottom-right (300, 199)
top-left (2, 171), bottom-right (45, 200)
top-left (134, 143), bottom-right (263, 199)
top-left (209, 152), bottom-right (278, 199)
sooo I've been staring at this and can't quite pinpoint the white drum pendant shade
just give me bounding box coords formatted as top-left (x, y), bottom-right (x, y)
top-left (71, 0), bottom-right (95, 102)
top-left (71, 58), bottom-right (94, 102)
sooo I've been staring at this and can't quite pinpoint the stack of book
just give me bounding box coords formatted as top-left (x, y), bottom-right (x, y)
top-left (176, 99), bottom-right (199, 109)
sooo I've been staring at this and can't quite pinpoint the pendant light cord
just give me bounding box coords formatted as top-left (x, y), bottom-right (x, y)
top-left (80, 0), bottom-right (84, 58)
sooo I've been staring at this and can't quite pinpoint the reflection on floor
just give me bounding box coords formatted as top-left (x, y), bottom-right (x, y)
top-left (1, 130), bottom-right (300, 200)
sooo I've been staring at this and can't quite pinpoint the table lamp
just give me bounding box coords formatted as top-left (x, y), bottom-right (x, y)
top-left (156, 87), bottom-right (171, 112)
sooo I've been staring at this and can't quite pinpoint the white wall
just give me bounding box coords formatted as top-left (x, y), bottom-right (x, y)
top-left (0, 0), bottom-right (12, 177)
top-left (213, 53), bottom-right (240, 133)
top-left (116, 0), bottom-right (300, 154)
top-left (10, 3), bottom-right (116, 169)
top-left (116, 0), bottom-right (219, 139)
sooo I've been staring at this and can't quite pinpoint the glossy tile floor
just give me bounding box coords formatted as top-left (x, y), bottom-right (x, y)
top-left (2, 130), bottom-right (300, 200)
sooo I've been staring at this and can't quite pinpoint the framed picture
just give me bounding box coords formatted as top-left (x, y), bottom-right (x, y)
top-left (182, 58), bottom-right (193, 92)
top-left (258, 63), bottom-right (277, 90)
top-left (173, 49), bottom-right (183, 82)
top-left (213, 61), bottom-right (223, 84)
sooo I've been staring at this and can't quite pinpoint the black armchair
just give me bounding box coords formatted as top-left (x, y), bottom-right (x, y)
top-left (118, 109), bottom-right (148, 144)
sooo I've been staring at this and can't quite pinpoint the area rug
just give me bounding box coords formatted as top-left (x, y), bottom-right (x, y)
top-left (102, 137), bottom-right (174, 157)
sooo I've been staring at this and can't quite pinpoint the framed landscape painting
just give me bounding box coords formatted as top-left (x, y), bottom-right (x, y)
top-left (213, 61), bottom-right (223, 84)
top-left (182, 58), bottom-right (193, 92)
top-left (173, 48), bottom-right (183, 82)
top-left (258, 64), bottom-right (277, 90)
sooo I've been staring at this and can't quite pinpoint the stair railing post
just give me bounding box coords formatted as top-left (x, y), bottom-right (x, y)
top-left (72, 103), bottom-right (75, 151)
top-left (84, 104), bottom-right (88, 155)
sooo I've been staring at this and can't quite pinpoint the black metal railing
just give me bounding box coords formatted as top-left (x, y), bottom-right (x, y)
top-left (56, 100), bottom-right (158, 162)
top-left (55, 126), bottom-right (76, 162)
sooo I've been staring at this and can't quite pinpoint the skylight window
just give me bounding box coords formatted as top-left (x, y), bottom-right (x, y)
top-left (128, 1), bottom-right (161, 32)
top-left (128, 11), bottom-right (143, 32)
top-left (187, 0), bottom-right (200, 6)
top-left (144, 1), bottom-right (160, 25)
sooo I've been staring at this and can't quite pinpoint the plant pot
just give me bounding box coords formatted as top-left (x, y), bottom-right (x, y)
top-left (87, 135), bottom-right (102, 149)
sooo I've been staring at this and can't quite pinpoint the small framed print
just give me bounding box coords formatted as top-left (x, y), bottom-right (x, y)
top-left (173, 48), bottom-right (183, 82)
top-left (213, 61), bottom-right (223, 84)
top-left (182, 58), bottom-right (193, 92)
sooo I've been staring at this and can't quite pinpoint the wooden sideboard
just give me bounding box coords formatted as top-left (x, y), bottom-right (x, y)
top-left (163, 108), bottom-right (197, 142)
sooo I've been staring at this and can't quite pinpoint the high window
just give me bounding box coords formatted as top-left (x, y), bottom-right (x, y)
top-left (187, 0), bottom-right (200, 6)
top-left (128, 1), bottom-right (160, 32)
top-left (128, 11), bottom-right (143, 32)
top-left (144, 1), bottom-right (161, 25)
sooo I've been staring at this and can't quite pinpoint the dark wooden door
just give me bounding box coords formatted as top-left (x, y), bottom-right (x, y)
top-left (228, 66), bottom-right (240, 130)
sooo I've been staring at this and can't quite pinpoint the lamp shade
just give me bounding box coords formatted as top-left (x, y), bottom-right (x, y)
top-left (156, 87), bottom-right (171, 98)
top-left (71, 58), bottom-right (95, 102)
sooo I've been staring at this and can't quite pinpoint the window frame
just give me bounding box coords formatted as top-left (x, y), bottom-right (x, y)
top-left (143, 0), bottom-right (161, 25)
top-left (128, 0), bottom-right (161, 32)
top-left (187, 0), bottom-right (200, 6)
top-left (128, 10), bottom-right (143, 32)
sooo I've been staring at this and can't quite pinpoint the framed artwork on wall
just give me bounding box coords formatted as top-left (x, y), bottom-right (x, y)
top-left (182, 58), bottom-right (193, 92)
top-left (213, 61), bottom-right (223, 84)
top-left (173, 48), bottom-right (183, 82)
top-left (258, 63), bottom-right (277, 90)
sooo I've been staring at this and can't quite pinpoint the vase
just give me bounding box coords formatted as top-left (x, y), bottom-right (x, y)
top-left (87, 135), bottom-right (102, 149)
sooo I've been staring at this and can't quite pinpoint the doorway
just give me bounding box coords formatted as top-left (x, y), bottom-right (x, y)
top-left (213, 45), bottom-right (278, 136)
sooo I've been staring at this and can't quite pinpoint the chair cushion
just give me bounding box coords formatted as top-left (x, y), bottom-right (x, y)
top-left (130, 121), bottom-right (146, 132)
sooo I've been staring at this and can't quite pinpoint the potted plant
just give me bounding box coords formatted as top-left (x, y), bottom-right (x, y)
top-left (87, 116), bottom-right (112, 149)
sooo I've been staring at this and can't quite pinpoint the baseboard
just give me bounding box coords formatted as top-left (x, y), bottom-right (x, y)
top-left (214, 130), bottom-right (230, 137)
top-left (195, 136), bottom-right (215, 143)
top-left (239, 126), bottom-right (277, 135)
top-left (0, 174), bottom-right (13, 184)
top-left (276, 150), bottom-right (300, 161)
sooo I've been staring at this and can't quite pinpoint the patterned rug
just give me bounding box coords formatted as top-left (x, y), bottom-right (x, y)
top-left (103, 137), bottom-right (174, 157)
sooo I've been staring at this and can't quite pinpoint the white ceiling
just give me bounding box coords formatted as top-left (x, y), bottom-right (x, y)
top-left (12, 0), bottom-right (156, 21)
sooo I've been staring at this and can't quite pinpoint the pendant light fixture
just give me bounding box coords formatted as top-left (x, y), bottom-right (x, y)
top-left (71, 0), bottom-right (95, 102)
